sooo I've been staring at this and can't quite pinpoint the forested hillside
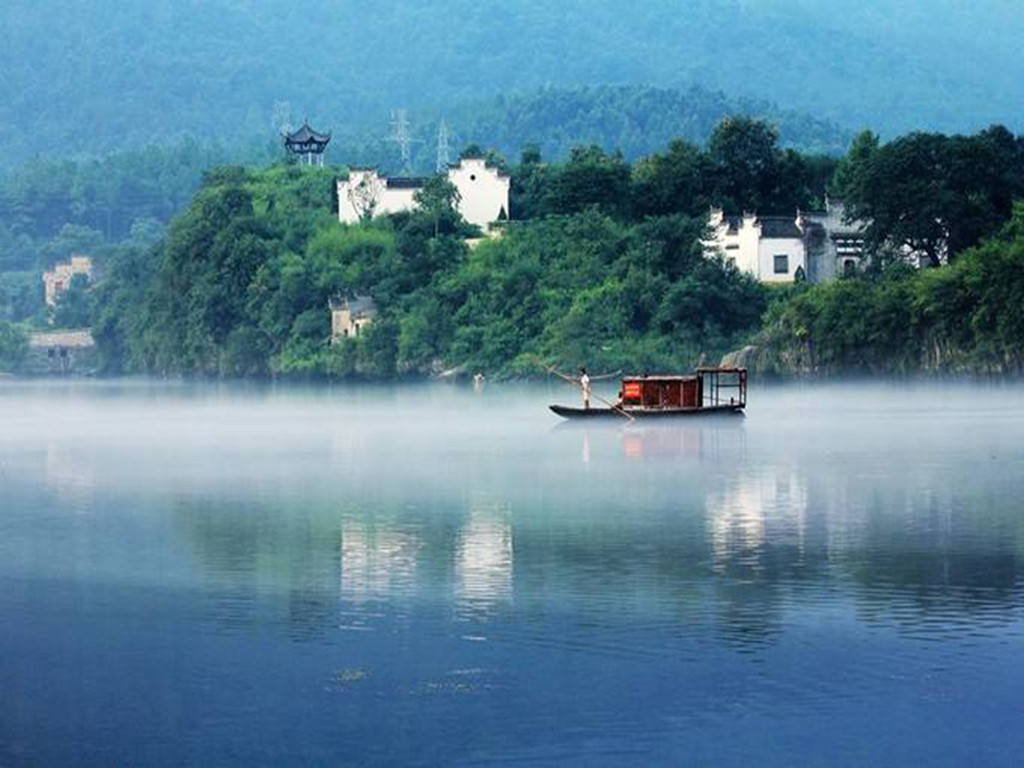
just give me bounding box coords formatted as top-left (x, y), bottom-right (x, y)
top-left (91, 118), bottom-right (839, 379)
top-left (746, 206), bottom-right (1024, 377)
top-left (83, 118), bottom-right (1024, 381)
top-left (0, 82), bottom-right (847, 320)
top-left (2, 117), bottom-right (1023, 379)
top-left (0, 138), bottom-right (271, 319)
top-left (2, 0), bottom-right (1022, 168)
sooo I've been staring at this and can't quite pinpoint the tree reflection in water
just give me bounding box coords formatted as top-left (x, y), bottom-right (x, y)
top-left (5, 383), bottom-right (1024, 764)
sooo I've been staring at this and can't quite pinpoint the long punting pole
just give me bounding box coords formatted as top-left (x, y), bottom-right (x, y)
top-left (542, 362), bottom-right (635, 422)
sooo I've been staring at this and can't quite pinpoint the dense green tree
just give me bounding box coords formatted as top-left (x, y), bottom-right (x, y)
top-left (830, 130), bottom-right (879, 202)
top-left (40, 225), bottom-right (105, 268)
top-left (627, 117), bottom-right (833, 219)
top-left (360, 318), bottom-right (400, 378)
top-left (454, 85), bottom-right (851, 167)
top-left (708, 117), bottom-right (781, 213)
top-left (771, 149), bottom-right (838, 214)
top-left (520, 144), bottom-right (542, 166)
top-left (544, 146), bottom-right (631, 218)
top-left (628, 215), bottom-right (706, 281)
top-left (0, 271), bottom-right (42, 322)
top-left (414, 175), bottom-right (462, 237)
top-left (0, 321), bottom-right (28, 373)
top-left (509, 156), bottom-right (551, 221)
top-left (842, 129), bottom-right (1024, 266)
top-left (630, 139), bottom-right (712, 218)
top-left (52, 273), bottom-right (94, 328)
top-left (847, 133), bottom-right (953, 266)
top-left (91, 243), bottom-right (153, 373)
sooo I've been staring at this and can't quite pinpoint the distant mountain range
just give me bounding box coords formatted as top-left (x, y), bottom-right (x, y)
top-left (330, 85), bottom-right (853, 174)
top-left (2, 0), bottom-right (1022, 169)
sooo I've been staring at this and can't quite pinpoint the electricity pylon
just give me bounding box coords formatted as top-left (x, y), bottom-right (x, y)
top-left (436, 118), bottom-right (452, 174)
top-left (388, 109), bottom-right (414, 175)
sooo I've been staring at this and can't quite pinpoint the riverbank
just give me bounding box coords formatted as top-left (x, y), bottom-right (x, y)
top-left (721, 206), bottom-right (1024, 379)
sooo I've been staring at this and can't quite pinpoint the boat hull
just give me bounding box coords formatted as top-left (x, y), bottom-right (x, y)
top-left (549, 404), bottom-right (744, 420)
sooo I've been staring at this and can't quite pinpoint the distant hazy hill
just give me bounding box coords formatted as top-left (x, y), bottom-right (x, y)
top-left (453, 86), bottom-right (851, 162)
top-left (330, 85), bottom-right (852, 174)
top-left (2, 0), bottom-right (1022, 167)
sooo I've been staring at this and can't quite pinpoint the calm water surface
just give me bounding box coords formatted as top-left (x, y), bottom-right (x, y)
top-left (2, 381), bottom-right (1024, 766)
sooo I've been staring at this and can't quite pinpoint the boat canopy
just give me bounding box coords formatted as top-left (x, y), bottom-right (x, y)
top-left (620, 368), bottom-right (746, 410)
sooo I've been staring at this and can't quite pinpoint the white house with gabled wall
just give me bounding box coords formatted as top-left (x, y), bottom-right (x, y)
top-left (704, 200), bottom-right (866, 284)
top-left (337, 157), bottom-right (510, 229)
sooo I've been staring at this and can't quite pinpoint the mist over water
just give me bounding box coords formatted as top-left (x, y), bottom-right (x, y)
top-left (2, 381), bottom-right (1024, 765)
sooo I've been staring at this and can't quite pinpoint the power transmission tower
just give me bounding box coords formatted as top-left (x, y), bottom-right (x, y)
top-left (435, 118), bottom-right (452, 173)
top-left (388, 109), bottom-right (414, 175)
top-left (272, 100), bottom-right (293, 134)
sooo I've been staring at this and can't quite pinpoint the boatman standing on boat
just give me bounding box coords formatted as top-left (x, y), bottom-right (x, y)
top-left (579, 368), bottom-right (591, 409)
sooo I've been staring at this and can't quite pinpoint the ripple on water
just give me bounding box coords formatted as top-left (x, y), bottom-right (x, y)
top-left (3, 383), bottom-right (1024, 765)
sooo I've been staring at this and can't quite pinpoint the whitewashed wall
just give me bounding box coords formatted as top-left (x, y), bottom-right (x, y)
top-left (757, 237), bottom-right (806, 283)
top-left (337, 161), bottom-right (510, 228)
top-left (705, 211), bottom-right (761, 277)
top-left (448, 159), bottom-right (510, 228)
top-left (337, 170), bottom-right (419, 224)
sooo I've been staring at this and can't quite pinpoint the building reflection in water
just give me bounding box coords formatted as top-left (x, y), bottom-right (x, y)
top-left (337, 498), bottom-right (514, 622)
top-left (702, 467), bottom-right (815, 649)
top-left (339, 520), bottom-right (424, 606)
top-left (454, 497), bottom-right (514, 620)
top-left (707, 469), bottom-right (809, 575)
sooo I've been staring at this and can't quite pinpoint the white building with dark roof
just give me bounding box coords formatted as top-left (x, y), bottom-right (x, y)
top-left (704, 200), bottom-right (865, 284)
top-left (337, 157), bottom-right (509, 229)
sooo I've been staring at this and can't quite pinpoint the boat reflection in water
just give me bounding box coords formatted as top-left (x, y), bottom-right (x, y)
top-left (556, 417), bottom-right (746, 465)
top-left (5, 383), bottom-right (1024, 765)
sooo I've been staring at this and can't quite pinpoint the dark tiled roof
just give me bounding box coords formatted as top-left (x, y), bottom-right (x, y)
top-left (448, 158), bottom-right (510, 177)
top-left (385, 177), bottom-right (427, 190)
top-left (332, 295), bottom-right (378, 316)
top-left (283, 122), bottom-right (331, 144)
top-left (759, 217), bottom-right (802, 239)
top-left (347, 295), bottom-right (377, 316)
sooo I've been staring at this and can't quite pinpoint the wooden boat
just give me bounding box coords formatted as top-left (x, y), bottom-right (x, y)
top-left (550, 367), bottom-right (747, 420)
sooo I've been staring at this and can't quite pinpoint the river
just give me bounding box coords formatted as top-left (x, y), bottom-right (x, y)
top-left (2, 381), bottom-right (1023, 765)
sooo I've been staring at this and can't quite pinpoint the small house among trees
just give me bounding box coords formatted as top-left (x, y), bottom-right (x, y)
top-left (25, 330), bottom-right (97, 376)
top-left (43, 256), bottom-right (93, 307)
top-left (331, 296), bottom-right (378, 341)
